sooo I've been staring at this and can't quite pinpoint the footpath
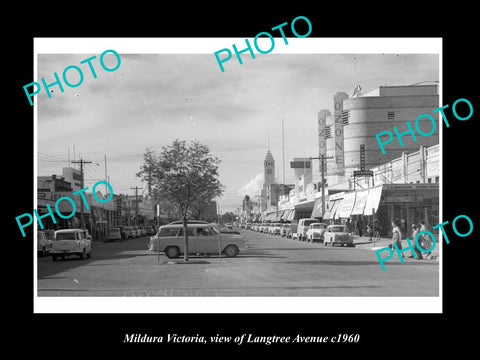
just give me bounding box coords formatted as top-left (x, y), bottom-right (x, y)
top-left (353, 236), bottom-right (439, 261)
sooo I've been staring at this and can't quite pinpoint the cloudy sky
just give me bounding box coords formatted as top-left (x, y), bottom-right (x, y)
top-left (36, 40), bottom-right (439, 212)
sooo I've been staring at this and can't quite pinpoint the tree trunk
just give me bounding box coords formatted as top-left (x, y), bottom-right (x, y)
top-left (183, 214), bottom-right (189, 262)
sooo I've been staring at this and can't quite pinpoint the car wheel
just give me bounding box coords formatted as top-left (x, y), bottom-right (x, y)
top-left (165, 246), bottom-right (180, 259)
top-left (52, 254), bottom-right (57, 261)
top-left (79, 249), bottom-right (85, 260)
top-left (87, 250), bottom-right (91, 258)
top-left (224, 245), bottom-right (239, 257)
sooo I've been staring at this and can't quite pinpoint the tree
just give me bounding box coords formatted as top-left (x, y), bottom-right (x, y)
top-left (137, 140), bottom-right (224, 261)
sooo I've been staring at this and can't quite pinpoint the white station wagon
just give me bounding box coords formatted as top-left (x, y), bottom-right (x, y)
top-left (149, 223), bottom-right (246, 258)
top-left (51, 229), bottom-right (92, 261)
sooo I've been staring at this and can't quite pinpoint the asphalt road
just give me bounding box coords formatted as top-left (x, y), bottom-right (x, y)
top-left (37, 229), bottom-right (439, 297)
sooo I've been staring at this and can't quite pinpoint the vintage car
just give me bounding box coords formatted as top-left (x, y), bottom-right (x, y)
top-left (280, 224), bottom-right (290, 237)
top-left (268, 223), bottom-right (282, 235)
top-left (38, 231), bottom-right (53, 257)
top-left (286, 223), bottom-right (298, 239)
top-left (51, 229), bottom-right (92, 261)
top-left (296, 218), bottom-right (320, 241)
top-left (149, 223), bottom-right (246, 258)
top-left (106, 227), bottom-right (122, 241)
top-left (305, 223), bottom-right (328, 243)
top-left (323, 225), bottom-right (354, 247)
top-left (124, 226), bottom-right (135, 239)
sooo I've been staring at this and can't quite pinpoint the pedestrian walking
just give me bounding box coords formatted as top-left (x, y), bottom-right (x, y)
top-left (345, 218), bottom-right (352, 233)
top-left (409, 223), bottom-right (423, 259)
top-left (419, 220), bottom-right (433, 257)
top-left (356, 218), bottom-right (363, 237)
top-left (367, 221), bottom-right (373, 241)
top-left (373, 219), bottom-right (381, 241)
top-left (388, 219), bottom-right (403, 257)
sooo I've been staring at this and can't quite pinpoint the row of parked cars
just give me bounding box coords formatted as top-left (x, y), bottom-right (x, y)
top-left (114, 225), bottom-right (157, 241)
top-left (243, 218), bottom-right (355, 247)
top-left (37, 225), bottom-right (159, 260)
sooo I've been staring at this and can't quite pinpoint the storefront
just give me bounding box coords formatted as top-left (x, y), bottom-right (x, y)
top-left (377, 183), bottom-right (439, 238)
top-left (320, 183), bottom-right (439, 237)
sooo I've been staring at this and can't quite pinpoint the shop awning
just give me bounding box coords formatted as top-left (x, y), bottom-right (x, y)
top-left (326, 199), bottom-right (343, 220)
top-left (322, 200), bottom-right (334, 220)
top-left (351, 189), bottom-right (369, 215)
top-left (286, 209), bottom-right (296, 221)
top-left (337, 192), bottom-right (357, 218)
top-left (311, 197), bottom-right (324, 218)
top-left (275, 210), bottom-right (285, 221)
top-left (364, 185), bottom-right (383, 215)
top-left (265, 212), bottom-right (276, 221)
top-left (281, 209), bottom-right (291, 221)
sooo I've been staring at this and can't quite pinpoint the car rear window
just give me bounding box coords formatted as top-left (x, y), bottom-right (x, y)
top-left (55, 232), bottom-right (77, 240)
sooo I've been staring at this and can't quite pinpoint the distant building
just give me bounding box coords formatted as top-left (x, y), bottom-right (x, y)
top-left (62, 167), bottom-right (83, 191)
top-left (38, 174), bottom-right (72, 193)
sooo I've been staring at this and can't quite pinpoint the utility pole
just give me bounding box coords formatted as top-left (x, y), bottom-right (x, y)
top-left (71, 158), bottom-right (92, 229)
top-left (130, 186), bottom-right (141, 225)
top-left (310, 155), bottom-right (333, 218)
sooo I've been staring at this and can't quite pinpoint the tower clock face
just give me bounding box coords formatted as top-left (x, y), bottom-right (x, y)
top-left (265, 161), bottom-right (274, 166)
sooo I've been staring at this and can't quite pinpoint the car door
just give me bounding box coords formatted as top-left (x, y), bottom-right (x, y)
top-left (177, 227), bottom-right (196, 254)
top-left (195, 226), bottom-right (219, 254)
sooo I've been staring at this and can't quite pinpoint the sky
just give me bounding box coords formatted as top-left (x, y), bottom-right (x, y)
top-left (36, 41), bottom-right (439, 213)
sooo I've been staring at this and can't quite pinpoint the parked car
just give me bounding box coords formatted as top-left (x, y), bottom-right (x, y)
top-left (280, 224), bottom-right (290, 237)
top-left (51, 229), bottom-right (92, 261)
top-left (38, 231), bottom-right (53, 257)
top-left (146, 225), bottom-right (155, 235)
top-left (132, 226), bottom-right (141, 237)
top-left (323, 225), bottom-right (354, 247)
top-left (296, 218), bottom-right (320, 241)
top-left (305, 223), bottom-right (328, 243)
top-left (124, 226), bottom-right (135, 239)
top-left (271, 223), bottom-right (282, 235)
top-left (43, 229), bottom-right (55, 241)
top-left (106, 227), bottom-right (122, 241)
top-left (287, 223), bottom-right (297, 239)
top-left (148, 223), bottom-right (246, 258)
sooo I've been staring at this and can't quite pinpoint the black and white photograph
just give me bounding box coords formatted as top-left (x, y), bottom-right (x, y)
top-left (9, 7), bottom-right (479, 355)
top-left (33, 38), bottom-right (442, 313)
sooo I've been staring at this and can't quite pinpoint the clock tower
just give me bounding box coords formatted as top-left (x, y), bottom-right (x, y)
top-left (264, 150), bottom-right (275, 186)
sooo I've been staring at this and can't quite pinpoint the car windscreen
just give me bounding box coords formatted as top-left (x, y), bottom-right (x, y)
top-left (55, 232), bottom-right (77, 240)
top-left (304, 220), bottom-right (318, 226)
